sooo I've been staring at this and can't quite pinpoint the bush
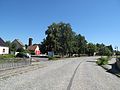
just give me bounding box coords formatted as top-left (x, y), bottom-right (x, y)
top-left (29, 51), bottom-right (35, 55)
top-left (48, 57), bottom-right (55, 60)
top-left (17, 48), bottom-right (30, 53)
top-left (96, 57), bottom-right (110, 65)
top-left (17, 48), bottom-right (25, 52)
top-left (16, 52), bottom-right (30, 58)
top-left (54, 55), bottom-right (61, 58)
top-left (48, 56), bottom-right (60, 60)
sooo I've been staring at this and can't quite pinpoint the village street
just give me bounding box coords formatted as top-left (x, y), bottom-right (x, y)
top-left (0, 57), bottom-right (120, 90)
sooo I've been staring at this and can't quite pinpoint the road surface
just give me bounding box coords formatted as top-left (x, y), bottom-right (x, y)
top-left (0, 57), bottom-right (120, 90)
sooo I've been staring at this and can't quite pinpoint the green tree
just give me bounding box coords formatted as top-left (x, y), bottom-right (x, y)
top-left (45, 22), bottom-right (75, 56)
top-left (96, 43), bottom-right (112, 56)
top-left (5, 41), bottom-right (11, 47)
top-left (74, 34), bottom-right (87, 56)
top-left (87, 43), bottom-right (96, 56)
top-left (107, 45), bottom-right (113, 55)
top-left (42, 22), bottom-right (113, 57)
top-left (40, 39), bottom-right (47, 54)
top-left (96, 43), bottom-right (105, 55)
top-left (99, 47), bottom-right (112, 56)
top-left (45, 23), bottom-right (60, 52)
top-left (5, 41), bottom-right (11, 53)
top-left (11, 43), bottom-right (17, 53)
top-left (5, 41), bottom-right (17, 54)
top-left (17, 48), bottom-right (25, 52)
top-left (58, 22), bottom-right (74, 56)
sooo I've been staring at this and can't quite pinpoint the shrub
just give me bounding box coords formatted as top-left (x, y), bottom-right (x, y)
top-left (17, 48), bottom-right (30, 53)
top-left (96, 57), bottom-right (110, 65)
top-left (29, 51), bottom-right (35, 55)
top-left (48, 57), bottom-right (55, 60)
top-left (17, 48), bottom-right (25, 52)
top-left (54, 55), bottom-right (61, 58)
top-left (16, 52), bottom-right (29, 58)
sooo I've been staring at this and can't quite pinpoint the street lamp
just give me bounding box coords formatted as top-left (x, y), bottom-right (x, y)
top-left (115, 46), bottom-right (118, 58)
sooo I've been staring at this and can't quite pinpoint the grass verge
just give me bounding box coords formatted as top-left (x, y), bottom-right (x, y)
top-left (96, 56), bottom-right (110, 65)
top-left (0, 54), bottom-right (15, 59)
top-left (48, 56), bottom-right (61, 60)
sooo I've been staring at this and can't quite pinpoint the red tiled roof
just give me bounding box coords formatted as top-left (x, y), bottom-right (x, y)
top-left (27, 45), bottom-right (38, 51)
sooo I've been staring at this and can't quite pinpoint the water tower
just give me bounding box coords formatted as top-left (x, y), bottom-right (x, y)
top-left (29, 38), bottom-right (33, 46)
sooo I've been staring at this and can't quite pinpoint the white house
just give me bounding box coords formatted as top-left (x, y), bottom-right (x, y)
top-left (0, 38), bottom-right (9, 54)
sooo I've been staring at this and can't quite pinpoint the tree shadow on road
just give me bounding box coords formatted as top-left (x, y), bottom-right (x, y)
top-left (106, 63), bottom-right (120, 75)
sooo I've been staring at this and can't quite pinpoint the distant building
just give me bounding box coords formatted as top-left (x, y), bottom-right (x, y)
top-left (27, 45), bottom-right (41, 55)
top-left (27, 38), bottom-right (41, 55)
top-left (0, 38), bottom-right (9, 54)
top-left (12, 39), bottom-right (25, 50)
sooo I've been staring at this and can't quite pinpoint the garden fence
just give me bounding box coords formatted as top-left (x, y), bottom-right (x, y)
top-left (0, 58), bottom-right (31, 70)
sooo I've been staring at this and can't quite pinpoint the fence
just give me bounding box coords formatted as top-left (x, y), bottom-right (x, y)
top-left (0, 58), bottom-right (31, 70)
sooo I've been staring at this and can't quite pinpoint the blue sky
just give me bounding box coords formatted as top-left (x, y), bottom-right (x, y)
top-left (0, 0), bottom-right (120, 49)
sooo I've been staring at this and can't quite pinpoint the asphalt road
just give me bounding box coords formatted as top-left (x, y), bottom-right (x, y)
top-left (0, 57), bottom-right (120, 90)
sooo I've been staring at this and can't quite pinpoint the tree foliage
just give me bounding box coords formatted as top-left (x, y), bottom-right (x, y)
top-left (5, 41), bottom-right (17, 53)
top-left (43, 22), bottom-right (87, 56)
top-left (40, 22), bottom-right (113, 57)
top-left (86, 43), bottom-right (96, 56)
top-left (96, 43), bottom-right (113, 56)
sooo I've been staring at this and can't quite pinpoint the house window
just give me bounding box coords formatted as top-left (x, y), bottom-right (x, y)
top-left (3, 49), bottom-right (5, 53)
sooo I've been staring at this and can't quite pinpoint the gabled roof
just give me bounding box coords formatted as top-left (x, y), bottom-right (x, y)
top-left (0, 37), bottom-right (6, 46)
top-left (12, 39), bottom-right (24, 46)
top-left (27, 45), bottom-right (38, 51)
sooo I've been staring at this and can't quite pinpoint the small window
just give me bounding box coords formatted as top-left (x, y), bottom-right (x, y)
top-left (3, 49), bottom-right (5, 53)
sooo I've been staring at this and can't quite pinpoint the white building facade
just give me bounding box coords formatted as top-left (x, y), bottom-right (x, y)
top-left (0, 46), bottom-right (9, 54)
top-left (0, 37), bottom-right (9, 55)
